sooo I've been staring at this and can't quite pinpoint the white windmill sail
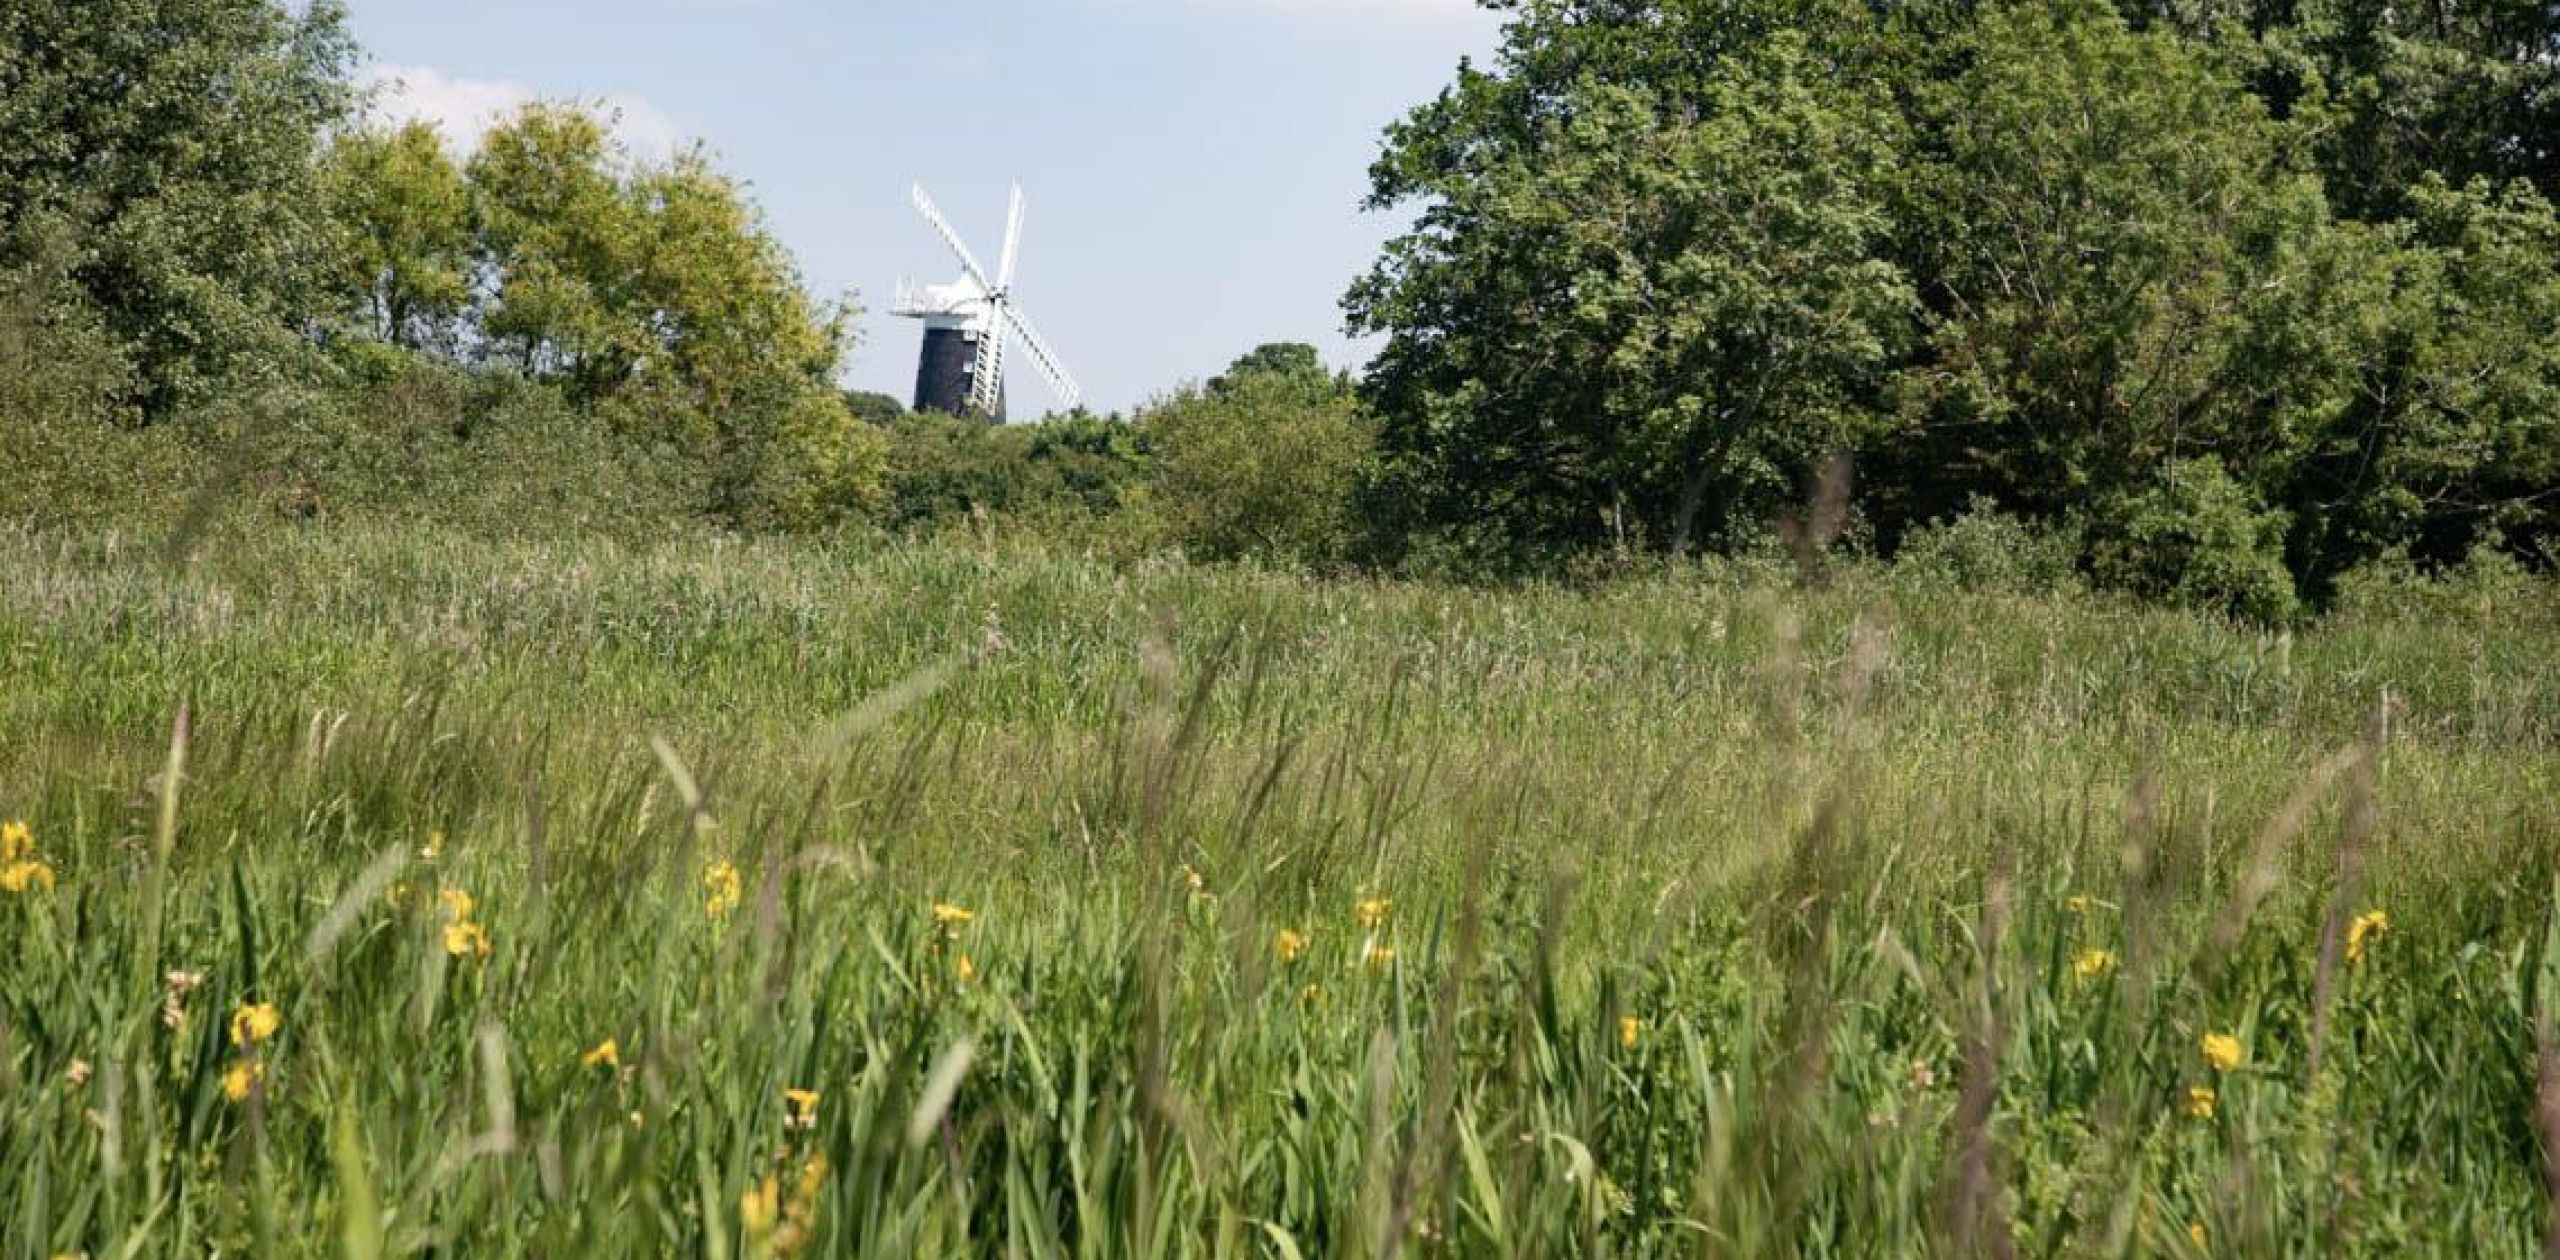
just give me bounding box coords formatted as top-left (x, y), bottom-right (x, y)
top-left (891, 182), bottom-right (1083, 420)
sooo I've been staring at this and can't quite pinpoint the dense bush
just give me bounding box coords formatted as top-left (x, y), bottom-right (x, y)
top-left (2084, 458), bottom-right (2301, 623)
top-left (876, 411), bottom-right (1144, 535)
top-left (1890, 498), bottom-right (2080, 596)
top-left (1134, 345), bottom-right (1370, 567)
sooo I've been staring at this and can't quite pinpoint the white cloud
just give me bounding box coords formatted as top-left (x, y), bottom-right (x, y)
top-left (360, 64), bottom-right (689, 161)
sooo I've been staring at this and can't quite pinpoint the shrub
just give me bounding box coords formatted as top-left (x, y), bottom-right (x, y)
top-left (1892, 497), bottom-right (2080, 594)
top-left (2084, 458), bottom-right (2300, 622)
top-left (712, 384), bottom-right (890, 533)
top-left (878, 412), bottom-right (1143, 534)
top-left (1136, 371), bottom-right (1370, 567)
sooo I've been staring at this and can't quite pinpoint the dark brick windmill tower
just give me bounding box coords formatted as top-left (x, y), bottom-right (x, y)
top-left (891, 184), bottom-right (1083, 422)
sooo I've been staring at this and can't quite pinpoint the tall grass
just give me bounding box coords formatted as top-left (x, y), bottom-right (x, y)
top-left (3, 523), bottom-right (2557, 1256)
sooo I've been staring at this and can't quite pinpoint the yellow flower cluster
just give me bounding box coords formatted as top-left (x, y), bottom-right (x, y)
top-left (1355, 898), bottom-right (1391, 930)
top-left (2073, 949), bottom-right (2116, 981)
top-left (931, 903), bottom-right (976, 982)
top-left (2185, 1085), bottom-right (2217, 1119)
top-left (582, 1038), bottom-right (621, 1071)
top-left (223, 1001), bottom-right (283, 1104)
top-left (2347, 908), bottom-right (2390, 966)
top-left (2200, 1032), bottom-right (2244, 1073)
top-left (438, 887), bottom-right (492, 961)
top-left (704, 860), bottom-right (745, 920)
top-left (2, 820), bottom-right (56, 894)
top-left (1619, 1015), bottom-right (1643, 1050)
top-left (1273, 928), bottom-right (1307, 964)
top-left (230, 1002), bottom-right (283, 1048)
top-left (742, 1152), bottom-right (829, 1256)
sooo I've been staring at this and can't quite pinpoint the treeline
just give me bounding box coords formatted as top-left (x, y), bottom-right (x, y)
top-left (1349, 0), bottom-right (2560, 616)
top-left (0, 0), bottom-right (1369, 557)
top-left (7, 0), bottom-right (2558, 619)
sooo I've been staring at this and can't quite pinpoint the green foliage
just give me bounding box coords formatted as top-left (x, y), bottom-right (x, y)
top-left (1138, 345), bottom-right (1370, 566)
top-left (1355, 0), bottom-right (2560, 598)
top-left (707, 379), bottom-right (891, 533)
top-left (2085, 458), bottom-right (2302, 622)
top-left (2281, 178), bottom-right (2560, 581)
top-left (0, 0), bottom-right (355, 414)
top-left (1353, 14), bottom-right (1913, 560)
top-left (1889, 0), bottom-right (2332, 521)
top-left (321, 121), bottom-right (472, 351)
top-left (878, 411), bottom-right (1145, 534)
top-left (1890, 497), bottom-right (2081, 596)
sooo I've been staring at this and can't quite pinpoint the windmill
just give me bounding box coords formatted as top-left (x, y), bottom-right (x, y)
top-left (891, 184), bottom-right (1082, 422)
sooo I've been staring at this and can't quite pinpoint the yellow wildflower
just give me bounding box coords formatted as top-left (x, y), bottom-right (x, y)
top-left (1619, 1015), bottom-right (1643, 1050)
top-left (2064, 894), bottom-right (2091, 914)
top-left (442, 919), bottom-right (492, 960)
top-left (2189, 1222), bottom-right (2209, 1249)
top-left (932, 902), bottom-right (975, 927)
top-left (2347, 909), bottom-right (2390, 965)
top-left (955, 953), bottom-right (977, 984)
top-left (1355, 897), bottom-right (1391, 930)
top-left (229, 1002), bottom-right (282, 1048)
top-left (1, 858), bottom-right (55, 894)
top-left (1299, 983), bottom-right (1324, 1006)
top-left (740, 1173), bottom-right (781, 1239)
top-left (784, 1087), bottom-right (820, 1130)
top-left (2185, 1085), bottom-right (2217, 1118)
top-left (0, 819), bottom-right (53, 891)
top-left (1274, 928), bottom-right (1307, 964)
top-left (703, 860), bottom-right (744, 920)
top-left (2074, 948), bottom-right (2116, 980)
top-left (220, 1059), bottom-right (265, 1103)
top-left (1363, 942), bottom-right (1395, 972)
top-left (436, 887), bottom-right (475, 923)
top-left (2200, 1033), bottom-right (2244, 1073)
top-left (582, 1038), bottom-right (620, 1071)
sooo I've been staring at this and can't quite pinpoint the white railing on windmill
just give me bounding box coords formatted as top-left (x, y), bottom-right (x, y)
top-left (894, 183), bottom-right (1083, 421)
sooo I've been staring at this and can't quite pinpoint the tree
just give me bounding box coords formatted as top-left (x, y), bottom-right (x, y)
top-left (1880, 0), bottom-right (2337, 532)
top-left (1207, 341), bottom-right (1328, 396)
top-left (0, 0), bottom-right (356, 414)
top-left (2281, 177), bottom-right (2560, 578)
top-left (465, 102), bottom-right (875, 528)
top-left (322, 121), bottom-right (472, 351)
top-left (1350, 11), bottom-right (1913, 560)
top-left (467, 104), bottom-right (648, 397)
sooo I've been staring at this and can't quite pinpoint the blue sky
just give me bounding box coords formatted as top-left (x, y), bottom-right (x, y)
top-left (342, 0), bottom-right (1501, 415)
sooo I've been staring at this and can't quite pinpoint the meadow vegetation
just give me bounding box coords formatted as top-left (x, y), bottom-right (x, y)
top-left (4, 524), bottom-right (2558, 1255)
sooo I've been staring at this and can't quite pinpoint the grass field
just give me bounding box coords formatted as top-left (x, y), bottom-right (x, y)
top-left (5, 524), bottom-right (2559, 1256)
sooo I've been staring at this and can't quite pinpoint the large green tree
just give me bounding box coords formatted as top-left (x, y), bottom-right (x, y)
top-left (1882, 0), bottom-right (2337, 525)
top-left (0, 0), bottom-right (356, 414)
top-left (1350, 8), bottom-right (1913, 561)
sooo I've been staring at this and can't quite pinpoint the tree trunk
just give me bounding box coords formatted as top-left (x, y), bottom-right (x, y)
top-left (1670, 461), bottom-right (1713, 557)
